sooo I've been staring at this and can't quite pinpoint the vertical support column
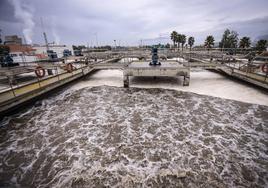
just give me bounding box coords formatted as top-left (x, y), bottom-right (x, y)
top-left (123, 70), bottom-right (129, 88)
top-left (47, 69), bottom-right (53, 75)
top-left (8, 75), bottom-right (17, 85)
top-left (123, 75), bottom-right (129, 88)
top-left (183, 71), bottom-right (190, 86)
top-left (7, 75), bottom-right (16, 97)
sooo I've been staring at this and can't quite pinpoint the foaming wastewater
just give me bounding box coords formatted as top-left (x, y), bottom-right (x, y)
top-left (70, 69), bottom-right (268, 106)
top-left (0, 86), bottom-right (268, 187)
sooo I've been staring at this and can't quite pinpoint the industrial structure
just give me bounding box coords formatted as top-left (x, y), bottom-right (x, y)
top-left (4, 35), bottom-right (23, 45)
top-left (0, 47), bottom-right (268, 116)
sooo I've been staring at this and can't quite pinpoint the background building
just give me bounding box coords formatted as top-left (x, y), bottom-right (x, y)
top-left (4, 35), bottom-right (22, 45)
top-left (7, 44), bottom-right (37, 63)
top-left (33, 44), bottom-right (74, 58)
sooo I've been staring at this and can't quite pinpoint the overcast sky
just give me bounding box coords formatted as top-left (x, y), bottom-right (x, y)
top-left (0, 0), bottom-right (268, 46)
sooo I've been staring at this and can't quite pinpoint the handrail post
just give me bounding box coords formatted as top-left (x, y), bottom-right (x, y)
top-left (8, 76), bottom-right (16, 97)
top-left (37, 77), bottom-right (41, 88)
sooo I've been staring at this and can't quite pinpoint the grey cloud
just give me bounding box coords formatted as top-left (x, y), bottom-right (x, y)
top-left (0, 0), bottom-right (16, 22)
top-left (1, 0), bottom-right (268, 45)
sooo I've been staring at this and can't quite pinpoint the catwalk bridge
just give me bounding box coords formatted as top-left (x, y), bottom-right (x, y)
top-left (0, 49), bottom-right (267, 116)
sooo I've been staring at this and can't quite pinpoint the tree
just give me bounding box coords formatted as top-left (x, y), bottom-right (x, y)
top-left (188, 36), bottom-right (195, 50)
top-left (243, 38), bottom-right (251, 48)
top-left (229, 30), bottom-right (239, 48)
top-left (165, 43), bottom-right (171, 48)
top-left (72, 45), bottom-right (86, 50)
top-left (205, 35), bottom-right (215, 50)
top-left (175, 34), bottom-right (182, 49)
top-left (255, 40), bottom-right (267, 53)
top-left (239, 37), bottom-right (251, 48)
top-left (181, 34), bottom-right (186, 51)
top-left (219, 29), bottom-right (239, 48)
top-left (219, 29), bottom-right (229, 48)
top-left (170, 31), bottom-right (178, 48)
top-left (0, 45), bottom-right (9, 56)
top-left (0, 45), bottom-right (10, 63)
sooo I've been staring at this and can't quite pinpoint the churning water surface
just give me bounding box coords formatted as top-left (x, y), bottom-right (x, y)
top-left (0, 70), bottom-right (268, 187)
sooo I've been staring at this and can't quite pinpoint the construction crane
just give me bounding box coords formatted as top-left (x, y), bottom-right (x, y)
top-left (40, 18), bottom-right (57, 59)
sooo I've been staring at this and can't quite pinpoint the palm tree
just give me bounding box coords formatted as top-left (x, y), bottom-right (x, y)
top-left (239, 37), bottom-right (251, 48)
top-left (256, 40), bottom-right (267, 53)
top-left (181, 34), bottom-right (186, 51)
top-left (188, 36), bottom-right (195, 51)
top-left (188, 36), bottom-right (195, 60)
top-left (205, 35), bottom-right (215, 51)
top-left (175, 34), bottom-right (181, 50)
top-left (170, 31), bottom-right (178, 48)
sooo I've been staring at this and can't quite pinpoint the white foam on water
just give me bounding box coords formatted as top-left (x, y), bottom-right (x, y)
top-left (70, 69), bottom-right (268, 106)
top-left (0, 70), bottom-right (267, 187)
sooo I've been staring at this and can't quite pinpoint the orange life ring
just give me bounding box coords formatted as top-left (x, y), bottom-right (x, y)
top-left (66, 63), bottom-right (74, 73)
top-left (261, 63), bottom-right (268, 73)
top-left (35, 66), bottom-right (45, 78)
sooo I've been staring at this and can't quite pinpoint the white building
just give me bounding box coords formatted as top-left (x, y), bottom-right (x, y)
top-left (33, 45), bottom-right (74, 58)
top-left (7, 44), bottom-right (38, 63)
top-left (9, 52), bottom-right (37, 63)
